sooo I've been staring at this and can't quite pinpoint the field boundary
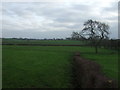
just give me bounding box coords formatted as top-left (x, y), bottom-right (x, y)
top-left (2, 44), bottom-right (89, 46)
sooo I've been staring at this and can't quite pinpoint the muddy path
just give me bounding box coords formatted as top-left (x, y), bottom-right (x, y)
top-left (72, 52), bottom-right (118, 88)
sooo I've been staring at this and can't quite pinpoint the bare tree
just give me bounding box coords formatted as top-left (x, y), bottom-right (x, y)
top-left (80, 19), bottom-right (109, 53)
top-left (71, 31), bottom-right (80, 40)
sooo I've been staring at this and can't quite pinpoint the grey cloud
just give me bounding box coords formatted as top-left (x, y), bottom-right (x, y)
top-left (3, 29), bottom-right (73, 39)
top-left (2, 2), bottom-right (118, 39)
top-left (103, 2), bottom-right (118, 12)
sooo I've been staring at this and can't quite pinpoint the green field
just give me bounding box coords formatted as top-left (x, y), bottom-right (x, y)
top-left (2, 45), bottom-right (118, 88)
top-left (2, 39), bottom-right (84, 45)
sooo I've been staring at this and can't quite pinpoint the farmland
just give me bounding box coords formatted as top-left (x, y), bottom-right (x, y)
top-left (2, 38), bottom-right (84, 45)
top-left (2, 39), bottom-right (118, 88)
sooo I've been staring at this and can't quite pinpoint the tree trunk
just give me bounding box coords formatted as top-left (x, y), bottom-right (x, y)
top-left (95, 46), bottom-right (98, 54)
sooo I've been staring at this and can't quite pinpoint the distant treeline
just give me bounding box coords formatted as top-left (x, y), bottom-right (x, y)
top-left (86, 39), bottom-right (120, 50)
top-left (2, 38), bottom-right (120, 50)
top-left (2, 38), bottom-right (66, 40)
top-left (66, 37), bottom-right (120, 50)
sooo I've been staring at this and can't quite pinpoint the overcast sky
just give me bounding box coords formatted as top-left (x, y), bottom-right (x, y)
top-left (1, 0), bottom-right (118, 39)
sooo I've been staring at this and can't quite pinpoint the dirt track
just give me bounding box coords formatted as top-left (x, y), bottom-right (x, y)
top-left (73, 52), bottom-right (118, 88)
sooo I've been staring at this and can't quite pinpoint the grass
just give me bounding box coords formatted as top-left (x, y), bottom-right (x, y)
top-left (81, 50), bottom-right (118, 80)
top-left (3, 46), bottom-right (73, 88)
top-left (2, 39), bottom-right (84, 45)
top-left (2, 45), bottom-right (118, 88)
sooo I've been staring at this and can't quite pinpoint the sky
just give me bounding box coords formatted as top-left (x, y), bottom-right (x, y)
top-left (1, 0), bottom-right (119, 39)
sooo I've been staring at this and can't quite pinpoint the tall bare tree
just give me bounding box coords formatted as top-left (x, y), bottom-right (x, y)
top-left (71, 31), bottom-right (80, 40)
top-left (80, 19), bottom-right (109, 53)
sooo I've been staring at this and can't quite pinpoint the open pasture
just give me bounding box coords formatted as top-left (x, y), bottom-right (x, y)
top-left (2, 39), bottom-right (84, 45)
top-left (2, 45), bottom-right (118, 88)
